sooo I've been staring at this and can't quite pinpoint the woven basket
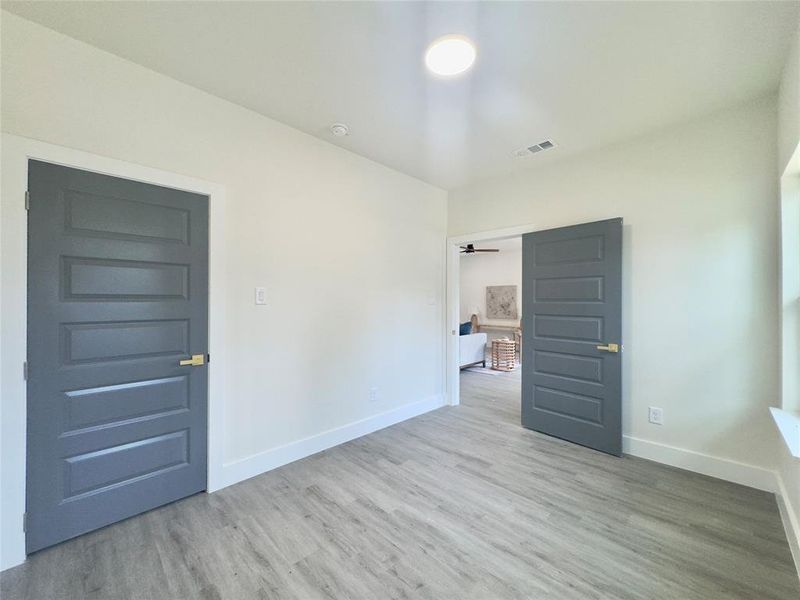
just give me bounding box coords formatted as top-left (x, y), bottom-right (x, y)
top-left (491, 338), bottom-right (517, 372)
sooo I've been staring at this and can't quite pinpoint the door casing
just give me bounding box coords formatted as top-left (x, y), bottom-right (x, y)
top-left (0, 133), bottom-right (227, 571)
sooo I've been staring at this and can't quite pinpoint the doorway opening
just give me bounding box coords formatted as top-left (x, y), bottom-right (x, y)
top-left (446, 218), bottom-right (623, 456)
top-left (456, 236), bottom-right (523, 426)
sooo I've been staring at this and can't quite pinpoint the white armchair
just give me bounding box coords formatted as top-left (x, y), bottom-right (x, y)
top-left (459, 332), bottom-right (487, 369)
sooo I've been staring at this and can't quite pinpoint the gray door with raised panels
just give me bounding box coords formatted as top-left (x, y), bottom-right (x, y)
top-left (26, 160), bottom-right (209, 553)
top-left (521, 218), bottom-right (622, 456)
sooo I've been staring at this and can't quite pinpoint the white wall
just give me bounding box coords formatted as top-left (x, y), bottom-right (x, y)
top-left (0, 13), bottom-right (447, 570)
top-left (450, 96), bottom-right (781, 480)
top-left (459, 241), bottom-right (522, 342)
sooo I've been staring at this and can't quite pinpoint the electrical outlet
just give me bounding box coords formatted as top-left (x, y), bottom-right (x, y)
top-left (648, 406), bottom-right (664, 425)
top-left (255, 287), bottom-right (267, 305)
top-left (368, 387), bottom-right (379, 403)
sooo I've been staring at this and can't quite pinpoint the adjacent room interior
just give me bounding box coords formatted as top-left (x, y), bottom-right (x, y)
top-left (1, 2), bottom-right (800, 599)
top-left (458, 237), bottom-right (523, 424)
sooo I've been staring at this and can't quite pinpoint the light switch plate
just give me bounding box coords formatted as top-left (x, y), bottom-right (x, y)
top-left (255, 287), bottom-right (267, 305)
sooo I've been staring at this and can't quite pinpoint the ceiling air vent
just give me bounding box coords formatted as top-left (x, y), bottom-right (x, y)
top-left (514, 139), bottom-right (557, 158)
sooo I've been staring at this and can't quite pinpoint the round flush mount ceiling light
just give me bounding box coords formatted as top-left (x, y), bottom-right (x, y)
top-left (330, 123), bottom-right (349, 137)
top-left (425, 35), bottom-right (476, 77)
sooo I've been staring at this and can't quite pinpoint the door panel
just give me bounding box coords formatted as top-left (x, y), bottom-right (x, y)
top-left (26, 160), bottom-right (209, 553)
top-left (63, 376), bottom-right (189, 431)
top-left (63, 257), bottom-right (190, 300)
top-left (521, 219), bottom-right (622, 456)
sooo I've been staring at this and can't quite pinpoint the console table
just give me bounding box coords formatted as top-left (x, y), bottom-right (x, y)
top-left (470, 314), bottom-right (522, 358)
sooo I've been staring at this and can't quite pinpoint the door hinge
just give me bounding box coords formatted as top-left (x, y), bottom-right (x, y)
top-left (23, 361), bottom-right (28, 381)
top-left (207, 353), bottom-right (211, 364)
top-left (25, 190), bottom-right (30, 211)
top-left (23, 512), bottom-right (27, 533)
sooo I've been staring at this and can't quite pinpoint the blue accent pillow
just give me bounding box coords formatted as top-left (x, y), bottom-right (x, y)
top-left (459, 322), bottom-right (472, 335)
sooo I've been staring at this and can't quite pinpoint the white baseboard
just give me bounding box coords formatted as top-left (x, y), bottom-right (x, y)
top-left (623, 435), bottom-right (778, 492)
top-left (776, 470), bottom-right (800, 581)
top-left (213, 394), bottom-right (446, 491)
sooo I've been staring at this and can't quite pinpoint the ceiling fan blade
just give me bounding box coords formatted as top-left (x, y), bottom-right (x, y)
top-left (474, 248), bottom-right (499, 252)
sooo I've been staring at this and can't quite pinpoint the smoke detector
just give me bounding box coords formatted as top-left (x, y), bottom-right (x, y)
top-left (513, 139), bottom-right (557, 158)
top-left (330, 123), bottom-right (350, 137)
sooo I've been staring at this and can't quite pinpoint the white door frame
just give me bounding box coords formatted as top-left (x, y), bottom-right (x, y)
top-left (446, 222), bottom-right (548, 406)
top-left (0, 134), bottom-right (227, 570)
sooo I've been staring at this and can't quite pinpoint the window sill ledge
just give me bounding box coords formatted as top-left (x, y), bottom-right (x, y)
top-left (770, 407), bottom-right (800, 458)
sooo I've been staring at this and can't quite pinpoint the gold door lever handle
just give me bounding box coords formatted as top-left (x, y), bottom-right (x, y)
top-left (179, 354), bottom-right (205, 366)
top-left (596, 343), bottom-right (620, 353)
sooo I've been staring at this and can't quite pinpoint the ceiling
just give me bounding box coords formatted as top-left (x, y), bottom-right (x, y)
top-left (3, 1), bottom-right (798, 190)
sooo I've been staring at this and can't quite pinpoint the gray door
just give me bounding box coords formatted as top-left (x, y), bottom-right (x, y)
top-left (26, 160), bottom-right (209, 553)
top-left (521, 218), bottom-right (622, 456)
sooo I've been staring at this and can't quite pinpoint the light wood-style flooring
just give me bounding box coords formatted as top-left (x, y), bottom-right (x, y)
top-left (2, 366), bottom-right (798, 599)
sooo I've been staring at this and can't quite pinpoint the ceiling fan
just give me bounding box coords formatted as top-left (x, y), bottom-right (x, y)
top-left (460, 243), bottom-right (499, 254)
